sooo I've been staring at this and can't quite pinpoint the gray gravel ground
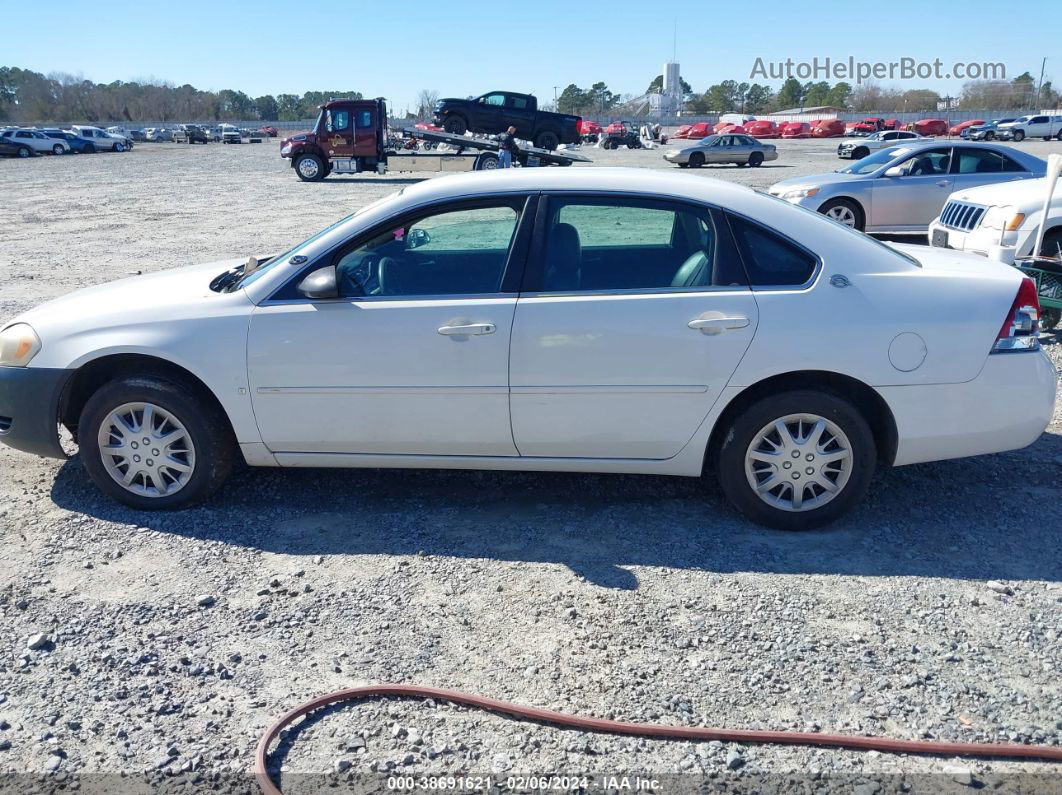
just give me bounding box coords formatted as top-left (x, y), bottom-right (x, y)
top-left (1, 138), bottom-right (1060, 793)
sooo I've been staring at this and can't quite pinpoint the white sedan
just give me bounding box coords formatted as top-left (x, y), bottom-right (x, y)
top-left (0, 169), bottom-right (1056, 530)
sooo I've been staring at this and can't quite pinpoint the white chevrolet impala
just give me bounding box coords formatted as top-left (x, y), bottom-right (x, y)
top-left (0, 169), bottom-right (1056, 529)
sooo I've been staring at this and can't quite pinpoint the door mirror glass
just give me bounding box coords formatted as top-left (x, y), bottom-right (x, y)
top-left (406, 228), bottom-right (431, 249)
top-left (297, 265), bottom-right (339, 299)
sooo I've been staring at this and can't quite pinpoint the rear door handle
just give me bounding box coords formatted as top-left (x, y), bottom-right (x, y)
top-left (438, 323), bottom-right (496, 336)
top-left (688, 315), bottom-right (750, 334)
top-left (935, 180), bottom-right (950, 187)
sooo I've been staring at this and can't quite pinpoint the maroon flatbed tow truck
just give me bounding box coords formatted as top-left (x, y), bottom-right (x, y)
top-left (280, 97), bottom-right (590, 182)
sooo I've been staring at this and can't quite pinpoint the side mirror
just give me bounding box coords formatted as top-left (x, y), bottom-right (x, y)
top-left (883, 166), bottom-right (905, 178)
top-left (296, 265), bottom-right (339, 299)
top-left (406, 228), bottom-right (431, 249)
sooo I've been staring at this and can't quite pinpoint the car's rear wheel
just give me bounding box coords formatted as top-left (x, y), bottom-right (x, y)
top-left (688, 152), bottom-right (705, 168)
top-left (442, 116), bottom-right (467, 135)
top-left (715, 390), bottom-right (877, 531)
top-left (52, 144), bottom-right (65, 155)
top-left (749, 151), bottom-right (764, 167)
top-left (534, 130), bottom-right (560, 150)
top-left (294, 153), bottom-right (326, 181)
top-left (818, 198), bottom-right (864, 231)
top-left (79, 375), bottom-right (235, 510)
top-left (17, 146), bottom-right (31, 158)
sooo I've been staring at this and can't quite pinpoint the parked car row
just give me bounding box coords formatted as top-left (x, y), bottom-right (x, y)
top-left (0, 125), bottom-right (133, 157)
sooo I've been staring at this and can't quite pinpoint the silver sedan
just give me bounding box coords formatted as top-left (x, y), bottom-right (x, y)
top-left (664, 134), bottom-right (778, 168)
top-left (768, 142), bottom-right (1046, 233)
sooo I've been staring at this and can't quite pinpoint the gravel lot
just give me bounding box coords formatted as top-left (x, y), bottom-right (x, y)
top-left (1, 138), bottom-right (1060, 793)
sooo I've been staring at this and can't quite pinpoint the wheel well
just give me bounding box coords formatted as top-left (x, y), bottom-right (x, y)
top-left (59, 354), bottom-right (233, 443)
top-left (704, 370), bottom-right (898, 472)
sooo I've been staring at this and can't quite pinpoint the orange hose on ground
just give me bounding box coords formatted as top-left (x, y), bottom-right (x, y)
top-left (255, 683), bottom-right (1062, 795)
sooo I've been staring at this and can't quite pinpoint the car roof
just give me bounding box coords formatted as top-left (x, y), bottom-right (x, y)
top-left (395, 167), bottom-right (761, 210)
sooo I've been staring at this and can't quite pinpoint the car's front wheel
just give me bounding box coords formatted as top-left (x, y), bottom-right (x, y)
top-left (52, 144), bottom-right (65, 155)
top-left (17, 146), bottom-right (31, 158)
top-left (294, 153), bottom-right (326, 181)
top-left (1013, 130), bottom-right (1025, 142)
top-left (112, 142), bottom-right (124, 152)
top-left (688, 152), bottom-right (704, 168)
top-left (715, 390), bottom-right (877, 530)
top-left (818, 198), bottom-right (864, 230)
top-left (79, 375), bottom-right (235, 510)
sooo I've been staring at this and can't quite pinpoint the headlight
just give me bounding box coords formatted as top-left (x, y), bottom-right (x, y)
top-left (0, 323), bottom-right (42, 367)
top-left (781, 187), bottom-right (820, 200)
top-left (980, 206), bottom-right (1026, 231)
top-left (280, 143), bottom-right (292, 155)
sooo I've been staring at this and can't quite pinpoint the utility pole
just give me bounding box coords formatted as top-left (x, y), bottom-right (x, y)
top-left (1036, 57), bottom-right (1047, 109)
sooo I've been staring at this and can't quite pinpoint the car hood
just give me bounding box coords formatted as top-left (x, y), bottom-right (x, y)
top-left (946, 177), bottom-right (1061, 208)
top-left (10, 258), bottom-right (254, 331)
top-left (769, 171), bottom-right (864, 193)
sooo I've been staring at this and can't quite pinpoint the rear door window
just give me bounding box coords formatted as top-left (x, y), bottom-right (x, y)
top-left (534, 197), bottom-right (749, 292)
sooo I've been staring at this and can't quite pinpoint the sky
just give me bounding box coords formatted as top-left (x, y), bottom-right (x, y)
top-left (5, 0), bottom-right (1060, 112)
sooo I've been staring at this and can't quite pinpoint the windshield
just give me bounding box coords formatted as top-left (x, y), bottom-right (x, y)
top-left (236, 190), bottom-right (406, 289)
top-left (837, 146), bottom-right (911, 175)
top-left (865, 132), bottom-right (884, 141)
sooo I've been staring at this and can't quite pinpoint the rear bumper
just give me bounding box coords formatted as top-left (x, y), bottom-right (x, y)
top-left (0, 366), bottom-right (71, 459)
top-left (880, 350), bottom-right (1057, 466)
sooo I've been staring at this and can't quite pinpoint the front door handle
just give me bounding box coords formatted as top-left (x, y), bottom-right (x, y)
top-left (438, 323), bottom-right (496, 336)
top-left (935, 180), bottom-right (949, 187)
top-left (688, 315), bottom-right (750, 334)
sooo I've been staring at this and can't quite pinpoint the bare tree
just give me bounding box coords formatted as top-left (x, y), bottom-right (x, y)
top-left (416, 89), bottom-right (439, 121)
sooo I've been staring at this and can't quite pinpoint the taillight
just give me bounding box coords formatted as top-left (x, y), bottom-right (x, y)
top-left (992, 276), bottom-right (1040, 352)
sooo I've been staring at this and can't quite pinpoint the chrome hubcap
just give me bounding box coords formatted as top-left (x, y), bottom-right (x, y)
top-left (298, 158), bottom-right (319, 178)
top-left (745, 413), bottom-right (853, 512)
top-left (825, 206), bottom-right (856, 227)
top-left (97, 402), bottom-right (195, 497)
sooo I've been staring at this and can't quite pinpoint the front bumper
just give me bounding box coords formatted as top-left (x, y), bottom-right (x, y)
top-left (928, 220), bottom-right (1036, 260)
top-left (0, 366), bottom-right (71, 459)
top-left (880, 349), bottom-right (1057, 467)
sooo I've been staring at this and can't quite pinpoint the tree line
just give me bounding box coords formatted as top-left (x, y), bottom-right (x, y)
top-left (547, 71), bottom-right (1058, 117)
top-left (0, 66), bottom-right (361, 124)
top-left (3, 64), bottom-right (1056, 126)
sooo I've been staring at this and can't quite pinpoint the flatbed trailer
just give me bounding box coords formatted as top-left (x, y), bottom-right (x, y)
top-left (280, 97), bottom-right (590, 181)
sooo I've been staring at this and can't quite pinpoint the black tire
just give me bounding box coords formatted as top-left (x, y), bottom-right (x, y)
top-left (17, 146), bottom-right (31, 158)
top-left (112, 142), bottom-right (123, 152)
top-left (688, 152), bottom-right (705, 168)
top-left (749, 151), bottom-right (764, 167)
top-left (715, 390), bottom-right (877, 531)
top-left (1056, 129), bottom-right (1062, 141)
top-left (818, 198), bottom-right (864, 231)
top-left (52, 144), bottom-right (65, 156)
top-left (442, 115), bottom-right (467, 135)
top-left (475, 152), bottom-right (499, 170)
top-left (533, 130), bottom-right (560, 150)
top-left (78, 375), bottom-right (236, 511)
top-left (1013, 130), bottom-right (1025, 142)
top-left (294, 153), bottom-right (326, 182)
top-left (1039, 230), bottom-right (1062, 261)
top-left (84, 143), bottom-right (95, 154)
top-left (984, 131), bottom-right (995, 141)
top-left (852, 146), bottom-right (869, 159)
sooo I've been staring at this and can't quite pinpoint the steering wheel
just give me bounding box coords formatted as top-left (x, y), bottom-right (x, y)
top-left (375, 256), bottom-right (401, 295)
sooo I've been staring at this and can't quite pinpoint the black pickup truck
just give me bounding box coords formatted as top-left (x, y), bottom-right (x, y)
top-left (433, 91), bottom-right (581, 150)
